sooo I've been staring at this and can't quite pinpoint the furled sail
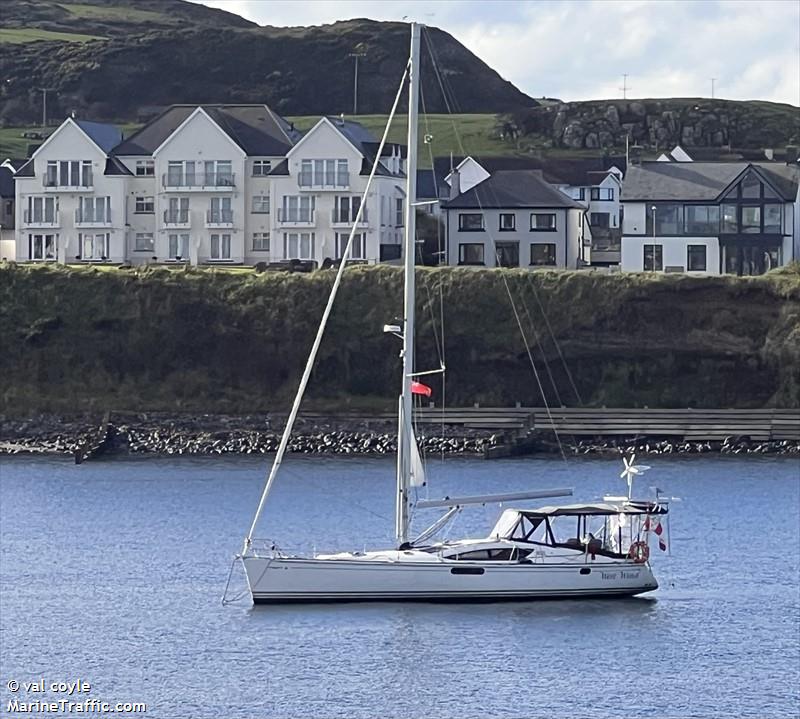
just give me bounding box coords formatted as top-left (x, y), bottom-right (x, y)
top-left (409, 428), bottom-right (426, 487)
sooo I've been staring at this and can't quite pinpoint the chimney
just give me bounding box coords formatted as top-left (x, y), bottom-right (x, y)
top-left (786, 145), bottom-right (799, 164)
top-left (449, 168), bottom-right (461, 199)
top-left (630, 144), bottom-right (643, 166)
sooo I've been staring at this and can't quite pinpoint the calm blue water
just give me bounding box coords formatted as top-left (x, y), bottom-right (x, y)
top-left (1, 454), bottom-right (798, 719)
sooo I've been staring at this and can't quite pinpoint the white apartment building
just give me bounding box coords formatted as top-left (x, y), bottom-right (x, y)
top-left (268, 117), bottom-right (406, 265)
top-left (12, 107), bottom-right (405, 267)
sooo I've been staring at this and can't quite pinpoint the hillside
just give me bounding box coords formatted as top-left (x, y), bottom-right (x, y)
top-left (1, 264), bottom-right (798, 415)
top-left (0, 1), bottom-right (535, 125)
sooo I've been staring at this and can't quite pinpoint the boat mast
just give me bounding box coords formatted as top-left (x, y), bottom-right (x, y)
top-left (396, 22), bottom-right (421, 546)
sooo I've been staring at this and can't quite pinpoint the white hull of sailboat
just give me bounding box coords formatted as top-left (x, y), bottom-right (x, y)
top-left (242, 555), bottom-right (658, 604)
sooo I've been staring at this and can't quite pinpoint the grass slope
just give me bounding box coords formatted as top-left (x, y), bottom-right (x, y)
top-left (0, 27), bottom-right (103, 43)
top-left (1, 263), bottom-right (797, 414)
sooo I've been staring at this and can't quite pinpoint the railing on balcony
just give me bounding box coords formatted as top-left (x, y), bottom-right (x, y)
top-left (206, 209), bottom-right (234, 226)
top-left (23, 209), bottom-right (60, 226)
top-left (277, 208), bottom-right (315, 225)
top-left (162, 172), bottom-right (235, 189)
top-left (163, 210), bottom-right (190, 225)
top-left (331, 208), bottom-right (368, 225)
top-left (297, 173), bottom-right (349, 190)
top-left (42, 177), bottom-right (92, 190)
top-left (74, 208), bottom-right (111, 225)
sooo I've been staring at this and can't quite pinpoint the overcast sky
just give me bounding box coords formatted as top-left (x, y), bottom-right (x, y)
top-left (193, 0), bottom-right (799, 106)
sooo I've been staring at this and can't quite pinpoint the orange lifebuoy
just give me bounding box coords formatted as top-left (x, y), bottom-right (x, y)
top-left (628, 541), bottom-right (650, 564)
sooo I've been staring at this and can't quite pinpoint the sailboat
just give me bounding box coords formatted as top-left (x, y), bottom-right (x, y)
top-left (236, 24), bottom-right (670, 603)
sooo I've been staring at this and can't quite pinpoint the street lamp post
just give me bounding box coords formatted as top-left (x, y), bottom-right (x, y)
top-left (650, 205), bottom-right (657, 272)
top-left (348, 46), bottom-right (367, 115)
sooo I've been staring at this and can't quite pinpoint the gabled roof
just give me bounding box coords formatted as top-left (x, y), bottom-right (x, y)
top-left (113, 104), bottom-right (299, 156)
top-left (622, 161), bottom-right (800, 202)
top-left (1, 158), bottom-right (28, 172)
top-left (104, 157), bottom-right (133, 176)
top-left (13, 159), bottom-right (34, 178)
top-left (74, 120), bottom-right (123, 153)
top-left (0, 167), bottom-right (14, 198)
top-left (442, 170), bottom-right (585, 210)
top-left (432, 155), bottom-right (627, 189)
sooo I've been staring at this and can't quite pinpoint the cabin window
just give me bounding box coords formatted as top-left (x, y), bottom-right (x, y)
top-left (459, 213), bottom-right (484, 231)
top-left (530, 243), bottom-right (556, 266)
top-left (530, 213), bottom-right (556, 231)
top-left (458, 243), bottom-right (484, 265)
top-left (452, 548), bottom-right (526, 561)
top-left (687, 245), bottom-right (707, 271)
top-left (499, 213), bottom-right (515, 231)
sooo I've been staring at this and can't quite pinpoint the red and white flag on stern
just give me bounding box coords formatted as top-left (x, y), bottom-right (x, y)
top-left (643, 515), bottom-right (668, 551)
top-left (411, 381), bottom-right (433, 397)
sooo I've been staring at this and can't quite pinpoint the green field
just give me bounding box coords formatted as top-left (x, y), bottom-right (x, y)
top-left (0, 27), bottom-right (104, 44)
top-left (0, 123), bottom-right (141, 160)
top-left (57, 2), bottom-right (175, 23)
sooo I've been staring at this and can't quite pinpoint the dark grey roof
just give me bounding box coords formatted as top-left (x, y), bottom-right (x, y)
top-left (113, 105), bottom-right (298, 156)
top-left (2, 158), bottom-right (28, 172)
top-left (622, 161), bottom-right (800, 202)
top-left (433, 155), bottom-right (627, 188)
top-left (75, 120), bottom-right (123, 153)
top-left (14, 159), bottom-right (34, 178)
top-left (417, 169), bottom-right (439, 199)
top-left (268, 159), bottom-right (290, 176)
top-left (104, 157), bottom-right (133, 176)
top-left (0, 167), bottom-right (14, 198)
top-left (442, 170), bottom-right (585, 210)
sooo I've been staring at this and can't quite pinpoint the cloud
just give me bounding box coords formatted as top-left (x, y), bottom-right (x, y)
top-left (191, 0), bottom-right (800, 105)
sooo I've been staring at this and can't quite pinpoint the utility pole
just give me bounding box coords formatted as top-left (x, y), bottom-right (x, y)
top-left (39, 88), bottom-right (52, 129)
top-left (348, 44), bottom-right (367, 115)
top-left (620, 74), bottom-right (631, 100)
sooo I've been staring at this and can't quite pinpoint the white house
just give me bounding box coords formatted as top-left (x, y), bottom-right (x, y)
top-left (13, 118), bottom-right (128, 263)
top-left (442, 169), bottom-right (588, 269)
top-left (621, 161), bottom-right (800, 275)
top-left (267, 117), bottom-right (406, 265)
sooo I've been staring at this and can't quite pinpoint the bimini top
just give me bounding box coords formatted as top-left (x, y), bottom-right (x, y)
top-left (505, 501), bottom-right (668, 519)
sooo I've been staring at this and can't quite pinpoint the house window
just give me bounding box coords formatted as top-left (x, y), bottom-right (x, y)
top-left (209, 197), bottom-right (232, 223)
top-left (764, 204), bottom-right (782, 233)
top-left (252, 160), bottom-right (272, 176)
top-left (591, 187), bottom-right (614, 201)
top-left (252, 195), bottom-right (270, 214)
top-left (284, 232), bottom-right (315, 259)
top-left (395, 198), bottom-right (404, 227)
top-left (334, 196), bottom-right (362, 223)
top-left (135, 160), bottom-right (154, 176)
top-left (165, 197), bottom-right (189, 223)
top-left (134, 232), bottom-right (154, 252)
top-left (499, 213), bottom-right (515, 231)
top-left (252, 232), bottom-right (270, 251)
top-left (643, 244), bottom-right (663, 271)
top-left (458, 213), bottom-right (484, 231)
top-left (25, 196), bottom-right (58, 223)
top-left (77, 196), bottom-right (110, 223)
top-left (135, 196), bottom-right (154, 214)
top-left (570, 188), bottom-right (586, 201)
top-left (45, 160), bottom-right (92, 187)
top-left (590, 212), bottom-right (610, 228)
top-left (281, 195), bottom-right (314, 222)
top-left (495, 242), bottom-right (519, 267)
top-left (530, 213), bottom-right (556, 231)
top-left (687, 245), bottom-right (707, 271)
top-left (165, 160), bottom-right (233, 187)
top-left (79, 232), bottom-right (109, 260)
top-left (299, 159), bottom-right (349, 187)
top-left (721, 204), bottom-right (737, 234)
top-left (530, 243), bottom-right (556, 266)
top-left (168, 233), bottom-right (190, 259)
top-left (458, 243), bottom-right (484, 265)
top-left (684, 205), bottom-right (719, 235)
top-left (210, 233), bottom-right (231, 260)
top-left (29, 233), bottom-right (57, 260)
top-left (646, 205), bottom-right (682, 235)
top-left (741, 206), bottom-right (761, 233)
top-left (335, 232), bottom-right (366, 259)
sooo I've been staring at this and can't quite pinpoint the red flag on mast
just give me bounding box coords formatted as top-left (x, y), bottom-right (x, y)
top-left (411, 381), bottom-right (433, 397)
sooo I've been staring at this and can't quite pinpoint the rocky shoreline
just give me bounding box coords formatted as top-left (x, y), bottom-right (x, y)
top-left (1, 413), bottom-right (798, 460)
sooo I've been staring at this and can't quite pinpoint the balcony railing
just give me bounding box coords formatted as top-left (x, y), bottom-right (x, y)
top-left (23, 210), bottom-right (60, 227)
top-left (297, 173), bottom-right (349, 190)
top-left (75, 208), bottom-right (111, 226)
top-left (206, 209), bottom-right (234, 227)
top-left (331, 208), bottom-right (368, 226)
top-left (163, 210), bottom-right (190, 226)
top-left (162, 172), bottom-right (235, 190)
top-left (277, 208), bottom-right (315, 226)
top-left (43, 177), bottom-right (92, 191)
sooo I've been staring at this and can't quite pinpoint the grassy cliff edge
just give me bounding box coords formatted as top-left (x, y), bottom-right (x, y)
top-left (1, 264), bottom-right (798, 414)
